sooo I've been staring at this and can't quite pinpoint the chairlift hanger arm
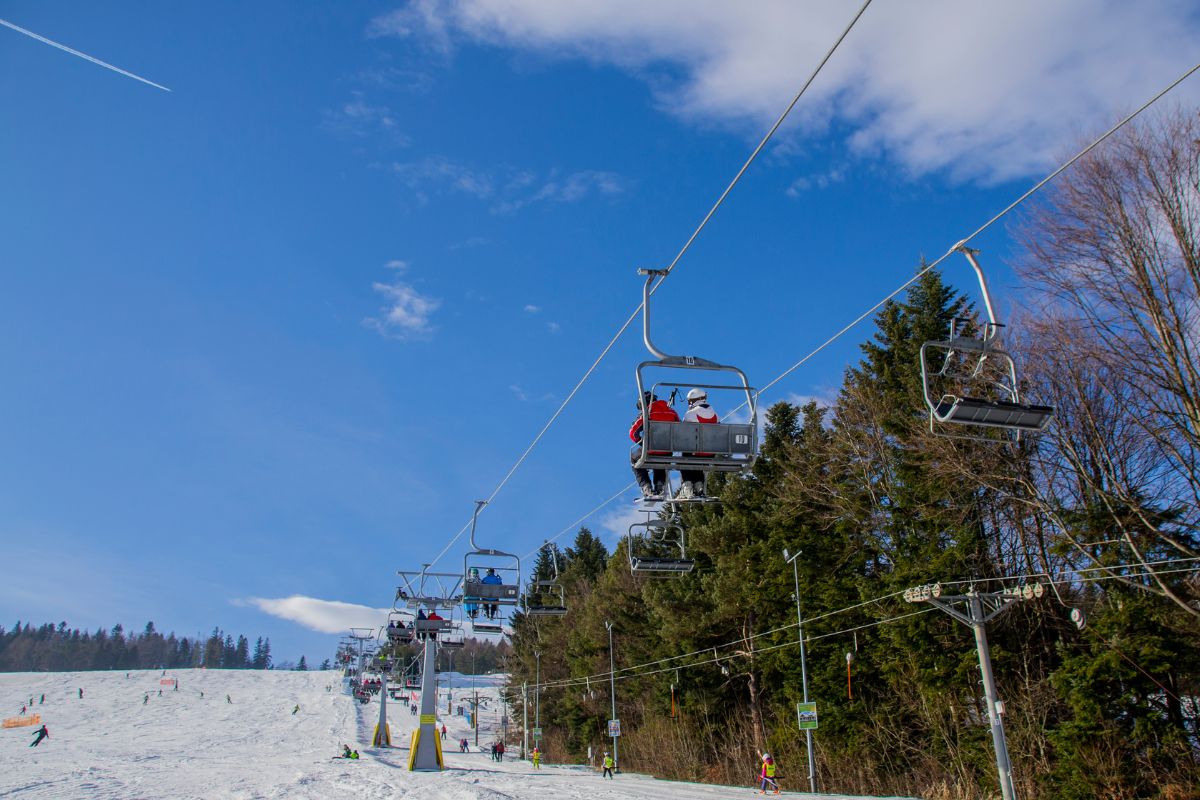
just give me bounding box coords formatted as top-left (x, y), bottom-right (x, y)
top-left (952, 243), bottom-right (998, 327)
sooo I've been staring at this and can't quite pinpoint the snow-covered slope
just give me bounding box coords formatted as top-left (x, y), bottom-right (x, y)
top-left (1, 669), bottom-right (916, 799)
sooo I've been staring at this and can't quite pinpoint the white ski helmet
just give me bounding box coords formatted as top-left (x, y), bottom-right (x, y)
top-left (686, 388), bottom-right (707, 404)
top-left (762, 752), bottom-right (770, 760)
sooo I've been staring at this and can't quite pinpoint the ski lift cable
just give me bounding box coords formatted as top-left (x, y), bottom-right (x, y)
top-left (528, 561), bottom-right (1197, 691)
top-left (516, 58), bottom-right (1200, 566)
top-left (746, 56), bottom-right (1200, 406)
top-left (423, 0), bottom-right (876, 571)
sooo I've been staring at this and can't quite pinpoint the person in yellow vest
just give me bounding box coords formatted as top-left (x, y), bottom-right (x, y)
top-left (531, 746), bottom-right (541, 769)
top-left (602, 751), bottom-right (614, 779)
top-left (758, 752), bottom-right (780, 794)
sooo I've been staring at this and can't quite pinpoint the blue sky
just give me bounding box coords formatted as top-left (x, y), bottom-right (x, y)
top-left (2, 1), bottom-right (1198, 664)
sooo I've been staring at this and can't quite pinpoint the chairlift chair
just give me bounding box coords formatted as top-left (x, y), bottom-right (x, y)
top-left (920, 246), bottom-right (1054, 441)
top-left (461, 501), bottom-right (521, 629)
top-left (631, 269), bottom-right (759, 484)
top-left (386, 611), bottom-right (414, 644)
top-left (627, 513), bottom-right (694, 574)
top-left (524, 541), bottom-right (568, 617)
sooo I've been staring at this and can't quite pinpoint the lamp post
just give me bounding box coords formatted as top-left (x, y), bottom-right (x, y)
top-left (783, 548), bottom-right (816, 793)
top-left (534, 650), bottom-right (542, 750)
top-left (472, 652), bottom-right (480, 748)
top-left (605, 620), bottom-right (618, 771)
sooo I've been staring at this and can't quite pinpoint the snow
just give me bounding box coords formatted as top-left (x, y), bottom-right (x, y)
top-left (1, 669), bottom-right (917, 800)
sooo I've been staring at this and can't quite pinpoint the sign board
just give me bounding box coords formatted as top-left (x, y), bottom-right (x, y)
top-left (607, 719), bottom-right (621, 737)
top-left (796, 702), bottom-right (818, 730)
top-left (532, 727), bottom-right (543, 736)
top-left (420, 714), bottom-right (437, 725)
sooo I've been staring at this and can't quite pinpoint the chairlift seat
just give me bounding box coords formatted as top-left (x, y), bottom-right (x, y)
top-left (527, 606), bottom-right (568, 617)
top-left (471, 620), bottom-right (503, 633)
top-left (934, 396), bottom-right (1054, 431)
top-left (630, 557), bottom-right (695, 574)
top-left (638, 421), bottom-right (755, 471)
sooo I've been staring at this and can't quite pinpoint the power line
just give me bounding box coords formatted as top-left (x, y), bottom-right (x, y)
top-left (529, 559), bottom-right (1200, 691)
top-left (423, 0), bottom-right (875, 571)
top-left (522, 56), bottom-right (1200, 564)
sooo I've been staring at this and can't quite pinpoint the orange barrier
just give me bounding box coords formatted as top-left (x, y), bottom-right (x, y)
top-left (3, 714), bottom-right (41, 728)
top-left (160, 679), bottom-right (177, 686)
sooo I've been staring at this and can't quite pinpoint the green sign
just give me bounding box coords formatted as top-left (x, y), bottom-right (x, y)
top-left (796, 702), bottom-right (818, 730)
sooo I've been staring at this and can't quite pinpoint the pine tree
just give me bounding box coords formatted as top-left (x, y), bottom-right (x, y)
top-left (235, 635), bottom-right (250, 669)
top-left (296, 655), bottom-right (308, 671)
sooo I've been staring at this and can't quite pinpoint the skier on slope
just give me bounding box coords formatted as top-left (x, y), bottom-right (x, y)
top-left (531, 746), bottom-right (541, 769)
top-left (29, 725), bottom-right (49, 747)
top-left (629, 391), bottom-right (679, 500)
top-left (758, 752), bottom-right (780, 795)
top-left (293, 705), bottom-right (300, 715)
top-left (602, 751), bottom-right (614, 779)
top-left (677, 388), bottom-right (719, 499)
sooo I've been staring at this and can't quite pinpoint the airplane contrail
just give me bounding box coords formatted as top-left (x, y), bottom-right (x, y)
top-left (0, 17), bottom-right (171, 92)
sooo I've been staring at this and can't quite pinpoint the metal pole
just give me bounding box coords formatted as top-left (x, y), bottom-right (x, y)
top-left (473, 654), bottom-right (480, 748)
top-left (606, 620), bottom-right (619, 771)
top-left (785, 549), bottom-right (817, 793)
top-left (970, 593), bottom-right (1016, 800)
top-left (534, 650), bottom-right (541, 749)
top-left (522, 681), bottom-right (529, 760)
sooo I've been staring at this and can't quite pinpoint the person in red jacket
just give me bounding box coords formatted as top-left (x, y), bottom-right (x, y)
top-left (630, 392), bottom-right (679, 499)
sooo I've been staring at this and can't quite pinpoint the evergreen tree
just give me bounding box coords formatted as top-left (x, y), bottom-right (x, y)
top-left (296, 655), bottom-right (308, 671)
top-left (235, 635), bottom-right (250, 669)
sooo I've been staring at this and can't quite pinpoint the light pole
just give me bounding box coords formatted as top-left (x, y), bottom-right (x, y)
top-left (534, 650), bottom-right (542, 750)
top-left (783, 548), bottom-right (817, 793)
top-left (605, 620), bottom-right (619, 771)
top-left (472, 652), bottom-right (480, 748)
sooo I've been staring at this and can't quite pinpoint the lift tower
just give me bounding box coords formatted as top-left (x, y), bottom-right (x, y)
top-left (396, 567), bottom-right (462, 771)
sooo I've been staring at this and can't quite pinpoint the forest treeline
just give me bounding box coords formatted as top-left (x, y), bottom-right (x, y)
top-left (503, 111), bottom-right (1200, 799)
top-left (0, 621), bottom-right (275, 672)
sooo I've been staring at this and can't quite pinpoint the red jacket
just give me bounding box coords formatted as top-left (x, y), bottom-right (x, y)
top-left (630, 400), bottom-right (680, 452)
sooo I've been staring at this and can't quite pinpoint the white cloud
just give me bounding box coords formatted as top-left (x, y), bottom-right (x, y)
top-left (786, 166), bottom-right (846, 196)
top-left (244, 595), bottom-right (391, 634)
top-left (523, 304), bottom-right (541, 313)
top-left (323, 91), bottom-right (409, 145)
top-left (366, 262), bottom-right (441, 339)
top-left (371, 0), bottom-right (1200, 182)
top-left (597, 502), bottom-right (646, 545)
top-left (546, 321), bottom-right (560, 334)
top-left (509, 384), bottom-right (529, 401)
top-left (388, 158), bottom-right (627, 210)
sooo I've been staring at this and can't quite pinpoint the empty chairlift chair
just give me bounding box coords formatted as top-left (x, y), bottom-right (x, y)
top-left (920, 246), bottom-right (1054, 441)
top-left (524, 542), bottom-right (568, 617)
top-left (627, 514), bottom-right (694, 574)
top-left (632, 268), bottom-right (759, 500)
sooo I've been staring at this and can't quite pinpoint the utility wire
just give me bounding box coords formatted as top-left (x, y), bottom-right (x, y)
top-left (424, 0), bottom-right (875, 570)
top-left (525, 57), bottom-right (1200, 560)
top-left (529, 560), bottom-right (1199, 690)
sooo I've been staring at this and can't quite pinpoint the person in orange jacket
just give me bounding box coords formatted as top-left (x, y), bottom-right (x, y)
top-left (630, 392), bottom-right (679, 500)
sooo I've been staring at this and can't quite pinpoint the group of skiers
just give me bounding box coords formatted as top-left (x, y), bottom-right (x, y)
top-left (630, 388), bottom-right (720, 501)
top-left (488, 739), bottom-right (505, 760)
